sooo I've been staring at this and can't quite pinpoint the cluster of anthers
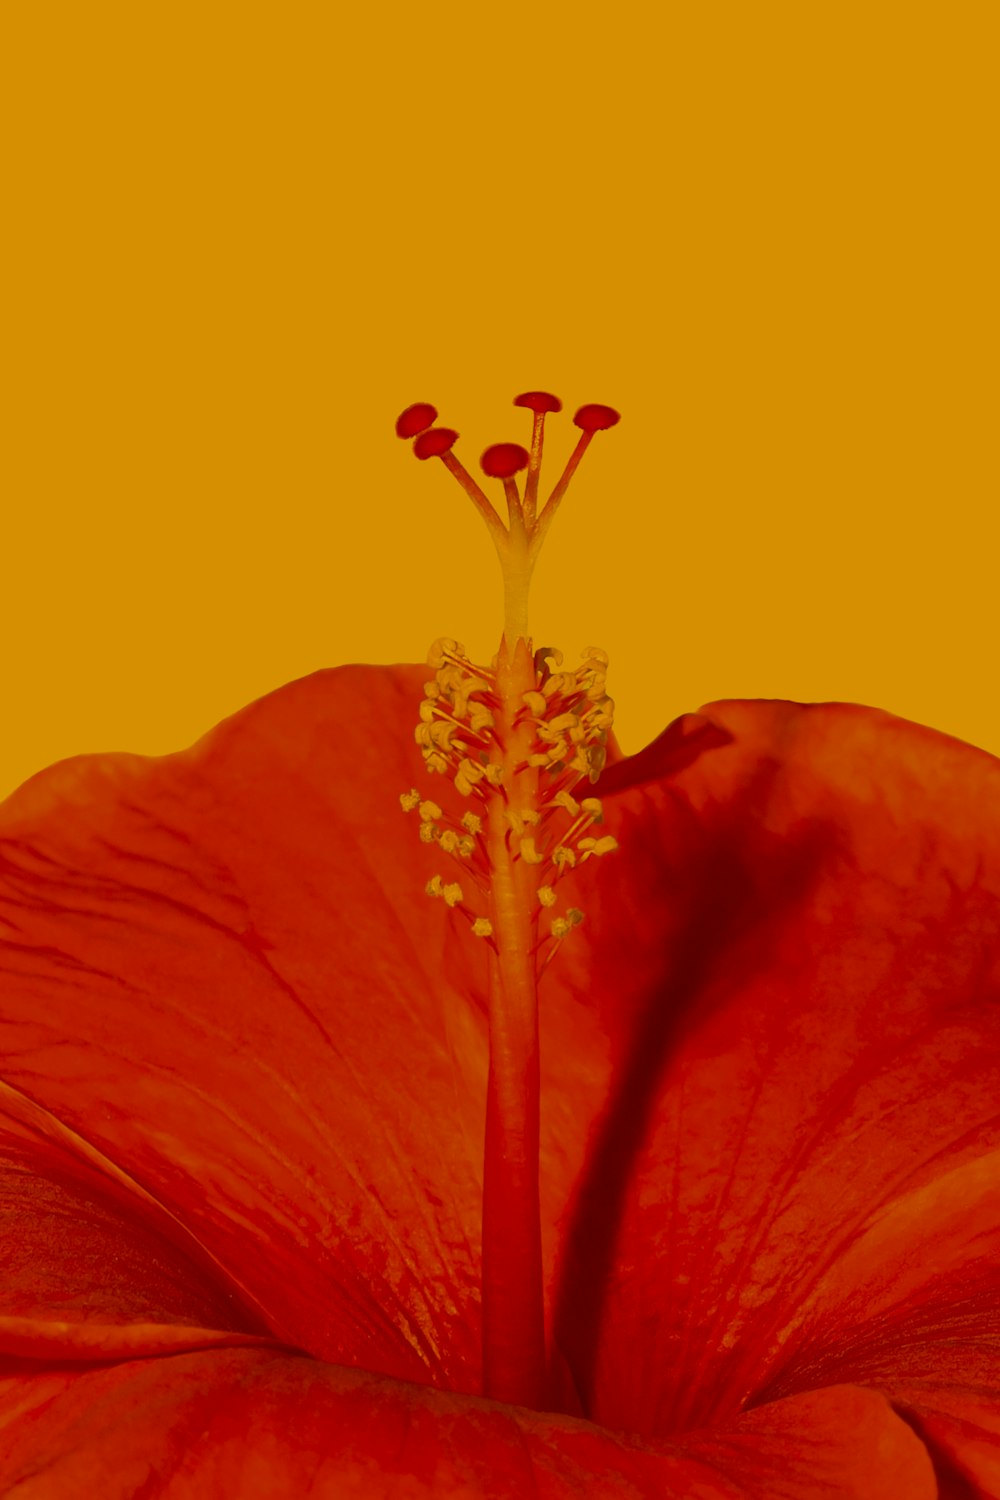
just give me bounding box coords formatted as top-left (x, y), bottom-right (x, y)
top-left (395, 392), bottom-right (620, 978)
top-left (400, 637), bottom-right (618, 972)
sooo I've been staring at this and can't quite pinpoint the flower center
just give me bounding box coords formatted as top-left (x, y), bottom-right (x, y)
top-left (396, 393), bottom-right (619, 1410)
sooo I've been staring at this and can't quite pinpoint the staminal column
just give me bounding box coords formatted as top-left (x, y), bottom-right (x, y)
top-left (481, 632), bottom-right (546, 1408)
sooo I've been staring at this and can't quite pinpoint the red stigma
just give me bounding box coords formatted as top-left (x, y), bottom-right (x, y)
top-left (413, 427), bottom-right (459, 459)
top-left (573, 404), bottom-right (621, 433)
top-left (396, 403), bottom-right (438, 439)
top-left (513, 392), bottom-right (562, 415)
top-left (481, 443), bottom-right (530, 479)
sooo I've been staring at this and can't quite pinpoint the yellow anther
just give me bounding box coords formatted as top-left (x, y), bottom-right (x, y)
top-left (527, 752), bottom-right (551, 768)
top-left (419, 801), bottom-right (443, 822)
top-left (570, 745), bottom-right (604, 779)
top-left (419, 725), bottom-right (458, 757)
top-left (440, 830), bottom-right (460, 853)
top-left (428, 638), bottom-right (464, 669)
top-left (424, 751), bottom-right (450, 775)
top-left (578, 835), bottom-right (618, 857)
top-left (519, 837), bottom-right (544, 865)
top-left (426, 875), bottom-right (443, 897)
top-left (548, 711), bottom-right (579, 734)
top-left (535, 647), bottom-right (564, 673)
top-left (504, 809), bottom-right (526, 837)
top-left (429, 721), bottom-right (458, 748)
top-left (461, 812), bottom-right (482, 835)
top-left (552, 847), bottom-right (577, 870)
top-left (443, 882), bottom-right (463, 907)
top-left (455, 757), bottom-right (487, 797)
top-left (423, 680), bottom-right (441, 699)
top-left (469, 704), bottom-right (495, 734)
top-left (585, 707), bottom-right (614, 734)
top-left (538, 886), bottom-right (557, 908)
top-left (419, 822), bottom-right (438, 843)
top-left (400, 789), bottom-right (421, 812)
top-left (582, 647), bottom-right (609, 666)
top-left (522, 690), bottom-right (548, 716)
top-left (472, 917), bottom-right (493, 938)
top-left (550, 907), bottom-right (585, 937)
top-left (552, 790), bottom-right (580, 815)
top-left (580, 798), bottom-right (603, 821)
top-left (483, 764), bottom-right (505, 787)
top-left (458, 835), bottom-right (476, 858)
top-left (418, 700), bottom-right (437, 723)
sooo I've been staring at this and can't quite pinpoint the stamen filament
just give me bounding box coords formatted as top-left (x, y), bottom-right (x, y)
top-left (550, 808), bottom-right (594, 856)
top-left (536, 940), bottom-right (562, 980)
top-left (426, 704), bottom-right (491, 746)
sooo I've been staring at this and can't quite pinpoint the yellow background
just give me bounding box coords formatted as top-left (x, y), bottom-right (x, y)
top-left (2, 6), bottom-right (997, 801)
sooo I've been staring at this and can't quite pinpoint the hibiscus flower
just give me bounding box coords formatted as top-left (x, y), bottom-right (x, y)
top-left (1, 396), bottom-right (998, 1498)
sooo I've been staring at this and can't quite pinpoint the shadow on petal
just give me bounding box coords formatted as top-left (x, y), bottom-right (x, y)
top-left (555, 754), bottom-right (838, 1423)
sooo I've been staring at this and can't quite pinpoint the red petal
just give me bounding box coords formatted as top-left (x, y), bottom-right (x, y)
top-left (0, 1355), bottom-right (935, 1498)
top-left (0, 667), bottom-right (487, 1392)
top-left (0, 1100), bottom-right (273, 1352)
top-left (545, 699), bottom-right (1000, 1459)
top-left (594, 709), bottom-right (734, 793)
